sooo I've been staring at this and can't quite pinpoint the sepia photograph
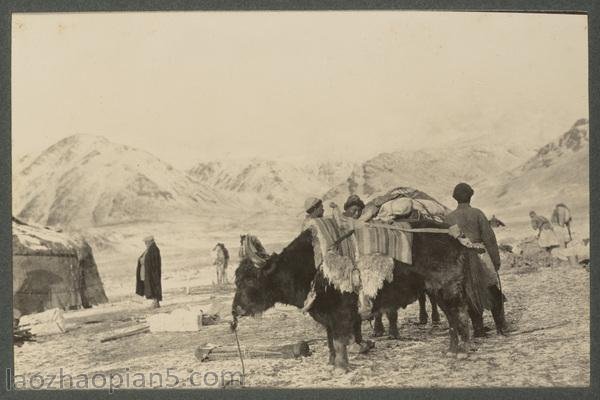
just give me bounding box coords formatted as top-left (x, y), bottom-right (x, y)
top-left (9, 9), bottom-right (590, 390)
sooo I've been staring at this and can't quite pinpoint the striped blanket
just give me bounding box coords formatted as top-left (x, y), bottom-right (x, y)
top-left (239, 234), bottom-right (270, 268)
top-left (354, 221), bottom-right (413, 265)
top-left (304, 217), bottom-right (412, 265)
top-left (302, 217), bottom-right (413, 298)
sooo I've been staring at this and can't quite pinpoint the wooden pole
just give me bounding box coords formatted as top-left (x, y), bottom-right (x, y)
top-left (100, 326), bottom-right (150, 343)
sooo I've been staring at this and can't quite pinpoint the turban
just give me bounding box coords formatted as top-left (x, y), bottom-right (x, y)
top-left (143, 235), bottom-right (154, 242)
top-left (452, 183), bottom-right (474, 203)
top-left (344, 194), bottom-right (365, 211)
top-left (304, 197), bottom-right (322, 213)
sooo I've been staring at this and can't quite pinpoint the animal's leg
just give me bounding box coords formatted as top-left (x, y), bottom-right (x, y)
top-left (353, 315), bottom-right (375, 353)
top-left (446, 311), bottom-right (460, 353)
top-left (429, 293), bottom-right (441, 324)
top-left (387, 310), bottom-right (400, 339)
top-left (372, 313), bottom-right (385, 337)
top-left (418, 291), bottom-right (428, 325)
top-left (353, 315), bottom-right (363, 344)
top-left (468, 304), bottom-right (486, 337)
top-left (332, 337), bottom-right (350, 372)
top-left (326, 326), bottom-right (335, 365)
top-left (456, 303), bottom-right (472, 345)
top-left (436, 296), bottom-right (460, 353)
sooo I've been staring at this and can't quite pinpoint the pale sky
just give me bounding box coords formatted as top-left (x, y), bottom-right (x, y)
top-left (12, 11), bottom-right (588, 168)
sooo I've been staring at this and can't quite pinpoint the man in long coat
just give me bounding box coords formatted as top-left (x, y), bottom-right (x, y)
top-left (136, 235), bottom-right (162, 308)
top-left (551, 203), bottom-right (573, 243)
top-left (445, 183), bottom-right (508, 336)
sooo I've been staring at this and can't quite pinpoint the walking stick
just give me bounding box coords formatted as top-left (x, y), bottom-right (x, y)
top-left (496, 270), bottom-right (508, 334)
top-left (229, 318), bottom-right (245, 387)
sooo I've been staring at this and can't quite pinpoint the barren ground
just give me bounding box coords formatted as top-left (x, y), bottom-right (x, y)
top-left (14, 257), bottom-right (590, 389)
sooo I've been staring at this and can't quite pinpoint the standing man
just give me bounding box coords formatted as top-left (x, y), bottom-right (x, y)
top-left (549, 204), bottom-right (578, 267)
top-left (444, 183), bottom-right (508, 336)
top-left (302, 197), bottom-right (325, 229)
top-left (136, 235), bottom-right (162, 309)
top-left (337, 195), bottom-right (375, 353)
top-left (551, 203), bottom-right (573, 243)
top-left (213, 243), bottom-right (230, 285)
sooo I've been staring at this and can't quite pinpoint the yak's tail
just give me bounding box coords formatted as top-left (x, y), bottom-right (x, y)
top-left (462, 250), bottom-right (487, 316)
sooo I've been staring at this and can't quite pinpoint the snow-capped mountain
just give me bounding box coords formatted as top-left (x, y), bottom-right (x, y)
top-left (13, 134), bottom-right (230, 228)
top-left (188, 158), bottom-right (355, 210)
top-left (476, 119), bottom-right (589, 216)
top-left (12, 118), bottom-right (588, 234)
top-left (323, 134), bottom-right (537, 208)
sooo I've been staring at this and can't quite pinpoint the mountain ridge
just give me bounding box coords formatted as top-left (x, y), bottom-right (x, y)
top-left (13, 134), bottom-right (231, 228)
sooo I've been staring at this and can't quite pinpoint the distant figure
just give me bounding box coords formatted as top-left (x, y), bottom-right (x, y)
top-left (551, 203), bottom-right (573, 243)
top-left (213, 243), bottom-right (230, 285)
top-left (550, 204), bottom-right (579, 267)
top-left (136, 235), bottom-right (162, 308)
top-left (445, 183), bottom-right (508, 336)
top-left (529, 211), bottom-right (560, 251)
top-left (489, 215), bottom-right (506, 228)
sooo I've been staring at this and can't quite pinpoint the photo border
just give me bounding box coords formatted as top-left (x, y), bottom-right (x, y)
top-left (0, 1), bottom-right (597, 399)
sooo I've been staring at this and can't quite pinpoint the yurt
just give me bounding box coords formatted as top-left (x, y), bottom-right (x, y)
top-left (12, 217), bottom-right (108, 316)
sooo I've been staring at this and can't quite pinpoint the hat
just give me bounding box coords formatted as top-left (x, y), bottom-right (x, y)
top-left (452, 183), bottom-right (474, 203)
top-left (304, 197), bottom-right (322, 213)
top-left (343, 194), bottom-right (365, 211)
top-left (143, 235), bottom-right (154, 242)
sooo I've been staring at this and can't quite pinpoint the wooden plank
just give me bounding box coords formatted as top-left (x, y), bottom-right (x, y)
top-left (196, 341), bottom-right (311, 362)
top-left (100, 326), bottom-right (150, 343)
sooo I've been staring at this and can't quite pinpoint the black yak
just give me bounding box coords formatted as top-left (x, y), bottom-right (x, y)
top-left (232, 221), bottom-right (483, 371)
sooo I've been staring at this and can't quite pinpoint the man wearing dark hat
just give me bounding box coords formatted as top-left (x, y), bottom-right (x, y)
top-left (304, 197), bottom-right (324, 220)
top-left (343, 194), bottom-right (366, 220)
top-left (445, 183), bottom-right (508, 336)
top-left (339, 195), bottom-right (376, 353)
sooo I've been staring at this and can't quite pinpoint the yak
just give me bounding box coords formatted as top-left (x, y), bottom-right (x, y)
top-left (232, 220), bottom-right (484, 371)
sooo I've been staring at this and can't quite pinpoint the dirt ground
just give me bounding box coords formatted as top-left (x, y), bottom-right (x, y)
top-left (14, 257), bottom-right (589, 389)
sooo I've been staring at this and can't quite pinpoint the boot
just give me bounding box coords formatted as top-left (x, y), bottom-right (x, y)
top-left (151, 299), bottom-right (160, 309)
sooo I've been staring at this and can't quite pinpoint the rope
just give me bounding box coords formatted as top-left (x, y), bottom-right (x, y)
top-left (233, 327), bottom-right (246, 386)
top-left (411, 198), bottom-right (435, 219)
top-left (328, 225), bottom-right (452, 251)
